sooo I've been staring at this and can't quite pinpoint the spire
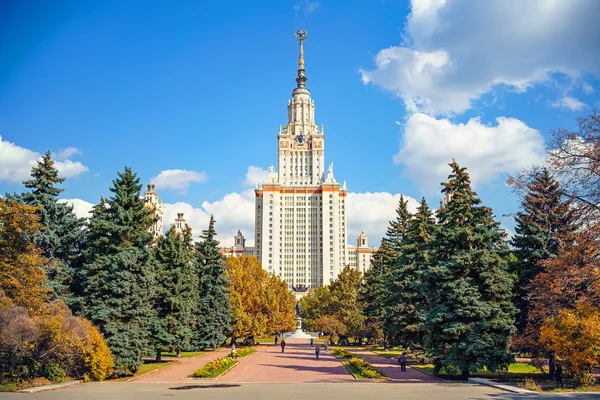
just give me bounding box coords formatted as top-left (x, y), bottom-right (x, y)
top-left (295, 29), bottom-right (308, 88)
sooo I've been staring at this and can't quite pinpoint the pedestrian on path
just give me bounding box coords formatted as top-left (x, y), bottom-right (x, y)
top-left (315, 345), bottom-right (320, 360)
top-left (398, 352), bottom-right (407, 372)
top-left (310, 338), bottom-right (313, 347)
top-left (231, 343), bottom-right (237, 359)
top-left (281, 339), bottom-right (286, 353)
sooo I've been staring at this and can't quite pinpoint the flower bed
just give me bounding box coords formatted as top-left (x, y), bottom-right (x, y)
top-left (347, 357), bottom-right (385, 379)
top-left (190, 357), bottom-right (238, 378)
top-left (332, 348), bottom-right (353, 359)
top-left (234, 347), bottom-right (255, 358)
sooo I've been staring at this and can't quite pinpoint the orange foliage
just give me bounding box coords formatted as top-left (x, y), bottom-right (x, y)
top-left (540, 304), bottom-right (600, 385)
top-left (0, 199), bottom-right (49, 314)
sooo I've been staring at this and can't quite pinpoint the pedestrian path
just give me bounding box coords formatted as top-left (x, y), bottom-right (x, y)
top-left (220, 340), bottom-right (355, 383)
top-left (129, 348), bottom-right (231, 383)
top-left (350, 349), bottom-right (441, 383)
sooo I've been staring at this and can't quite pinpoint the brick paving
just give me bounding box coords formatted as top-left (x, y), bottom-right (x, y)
top-left (129, 348), bottom-right (231, 383)
top-left (350, 349), bottom-right (442, 383)
top-left (128, 341), bottom-right (439, 384)
top-left (220, 339), bottom-right (355, 383)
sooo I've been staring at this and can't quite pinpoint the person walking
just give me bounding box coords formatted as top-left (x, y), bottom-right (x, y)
top-left (310, 338), bottom-right (314, 347)
top-left (555, 364), bottom-right (564, 388)
top-left (280, 339), bottom-right (286, 353)
top-left (231, 343), bottom-right (237, 359)
top-left (398, 352), bottom-right (407, 372)
top-left (315, 345), bottom-right (321, 360)
top-left (324, 339), bottom-right (329, 351)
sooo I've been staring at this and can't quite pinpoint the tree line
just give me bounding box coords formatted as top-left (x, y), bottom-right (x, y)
top-left (301, 112), bottom-right (600, 386)
top-left (1, 153), bottom-right (295, 383)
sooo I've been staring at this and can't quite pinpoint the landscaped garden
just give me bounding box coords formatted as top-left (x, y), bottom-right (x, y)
top-left (190, 357), bottom-right (238, 378)
top-left (344, 357), bottom-right (386, 380)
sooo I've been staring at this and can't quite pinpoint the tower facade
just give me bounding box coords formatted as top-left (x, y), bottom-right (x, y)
top-left (254, 30), bottom-right (348, 290)
top-left (144, 184), bottom-right (164, 240)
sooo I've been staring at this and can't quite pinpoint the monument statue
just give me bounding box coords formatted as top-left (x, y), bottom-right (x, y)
top-left (295, 300), bottom-right (301, 316)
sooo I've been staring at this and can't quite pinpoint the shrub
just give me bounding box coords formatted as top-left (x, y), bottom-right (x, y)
top-left (234, 347), bottom-right (255, 357)
top-left (348, 357), bottom-right (383, 379)
top-left (42, 362), bottom-right (66, 383)
top-left (191, 357), bottom-right (237, 378)
top-left (0, 300), bottom-right (114, 384)
top-left (332, 348), bottom-right (353, 358)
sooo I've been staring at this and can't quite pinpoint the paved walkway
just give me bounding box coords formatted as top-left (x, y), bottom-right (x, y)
top-left (350, 349), bottom-right (441, 383)
top-left (129, 348), bottom-right (230, 383)
top-left (220, 340), bottom-right (355, 383)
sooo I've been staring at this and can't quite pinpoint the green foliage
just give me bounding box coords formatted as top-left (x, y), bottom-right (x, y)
top-left (510, 168), bottom-right (574, 334)
top-left (190, 357), bottom-right (237, 378)
top-left (191, 216), bottom-right (233, 350)
top-left (385, 198), bottom-right (436, 348)
top-left (42, 362), bottom-right (66, 383)
top-left (152, 225), bottom-right (197, 358)
top-left (421, 161), bottom-right (516, 378)
top-left (79, 167), bottom-right (157, 375)
top-left (7, 151), bottom-right (86, 309)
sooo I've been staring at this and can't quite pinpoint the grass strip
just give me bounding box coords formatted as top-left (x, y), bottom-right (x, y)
top-left (347, 357), bottom-right (386, 379)
top-left (190, 357), bottom-right (238, 378)
top-left (160, 351), bottom-right (206, 358)
top-left (134, 361), bottom-right (171, 377)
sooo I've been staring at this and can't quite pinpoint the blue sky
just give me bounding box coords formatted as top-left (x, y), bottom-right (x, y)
top-left (1, 0), bottom-right (599, 245)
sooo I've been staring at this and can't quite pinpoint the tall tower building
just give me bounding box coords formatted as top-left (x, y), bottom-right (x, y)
top-left (174, 212), bottom-right (186, 236)
top-left (144, 184), bottom-right (164, 240)
top-left (254, 30), bottom-right (348, 291)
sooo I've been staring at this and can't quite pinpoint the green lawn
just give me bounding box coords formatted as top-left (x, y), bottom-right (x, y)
top-left (413, 362), bottom-right (544, 380)
top-left (160, 351), bottom-right (206, 358)
top-left (0, 383), bottom-right (20, 392)
top-left (134, 361), bottom-right (172, 377)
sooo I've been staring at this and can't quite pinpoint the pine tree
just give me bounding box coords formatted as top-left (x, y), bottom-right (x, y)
top-left (422, 162), bottom-right (515, 379)
top-left (191, 216), bottom-right (232, 350)
top-left (510, 168), bottom-right (574, 333)
top-left (80, 168), bottom-right (157, 375)
top-left (151, 225), bottom-right (197, 361)
top-left (10, 151), bottom-right (85, 306)
top-left (385, 198), bottom-right (436, 348)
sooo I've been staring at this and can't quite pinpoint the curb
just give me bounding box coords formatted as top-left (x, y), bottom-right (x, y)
top-left (468, 377), bottom-right (538, 394)
top-left (126, 360), bottom-right (181, 382)
top-left (18, 380), bottom-right (82, 393)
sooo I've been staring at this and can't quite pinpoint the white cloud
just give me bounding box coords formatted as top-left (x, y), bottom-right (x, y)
top-left (55, 147), bottom-right (82, 160)
top-left (360, 0), bottom-right (600, 115)
top-left (551, 96), bottom-right (587, 111)
top-left (293, 0), bottom-right (319, 15)
top-left (0, 136), bottom-right (88, 183)
top-left (150, 169), bottom-right (208, 194)
top-left (243, 166), bottom-right (269, 187)
top-left (59, 198), bottom-right (95, 219)
top-left (582, 82), bottom-right (594, 94)
top-left (347, 192), bottom-right (420, 245)
top-left (395, 113), bottom-right (546, 193)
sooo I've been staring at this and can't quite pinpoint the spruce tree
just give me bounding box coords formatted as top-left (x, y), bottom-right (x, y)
top-left (80, 168), bottom-right (157, 375)
top-left (422, 161), bottom-right (515, 378)
top-left (385, 198), bottom-right (436, 348)
top-left (152, 225), bottom-right (197, 361)
top-left (360, 195), bottom-right (412, 348)
top-left (191, 216), bottom-right (232, 350)
top-left (10, 151), bottom-right (85, 306)
top-left (510, 168), bottom-right (574, 333)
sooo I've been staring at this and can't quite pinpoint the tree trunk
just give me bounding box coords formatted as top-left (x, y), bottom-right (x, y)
top-left (176, 349), bottom-right (181, 358)
top-left (461, 369), bottom-right (470, 380)
top-left (548, 353), bottom-right (556, 378)
top-left (156, 349), bottom-right (162, 362)
top-left (230, 337), bottom-right (236, 346)
top-left (432, 361), bottom-right (442, 376)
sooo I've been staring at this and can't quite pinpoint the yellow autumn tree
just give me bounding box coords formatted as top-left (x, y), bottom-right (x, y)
top-left (225, 256), bottom-right (295, 341)
top-left (540, 303), bottom-right (600, 387)
top-left (0, 199), bottom-right (49, 314)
